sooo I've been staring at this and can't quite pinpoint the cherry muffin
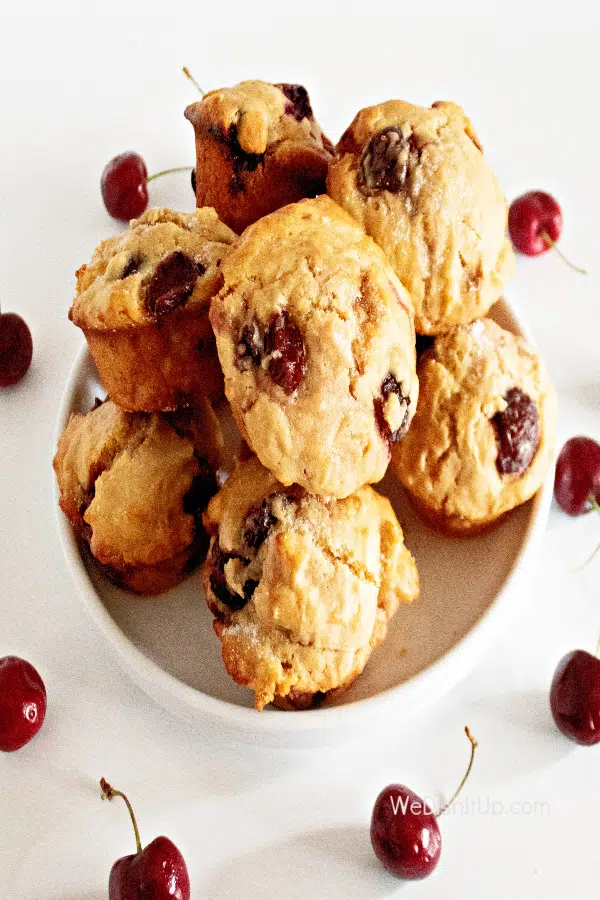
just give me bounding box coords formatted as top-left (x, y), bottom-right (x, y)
top-left (184, 80), bottom-right (333, 234)
top-left (392, 319), bottom-right (556, 534)
top-left (210, 196), bottom-right (419, 499)
top-left (327, 100), bottom-right (514, 335)
top-left (203, 456), bottom-right (419, 710)
top-left (70, 207), bottom-right (237, 411)
top-left (54, 398), bottom-right (224, 594)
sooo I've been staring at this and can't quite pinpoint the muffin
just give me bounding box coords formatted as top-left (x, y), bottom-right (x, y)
top-left (203, 456), bottom-right (419, 710)
top-left (327, 100), bottom-right (515, 334)
top-left (53, 398), bottom-right (224, 594)
top-left (184, 80), bottom-right (333, 234)
top-left (392, 319), bottom-right (556, 534)
top-left (210, 195), bottom-right (419, 499)
top-left (70, 207), bottom-right (237, 411)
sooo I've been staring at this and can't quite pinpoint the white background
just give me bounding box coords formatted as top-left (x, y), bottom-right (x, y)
top-left (2, 3), bottom-right (600, 897)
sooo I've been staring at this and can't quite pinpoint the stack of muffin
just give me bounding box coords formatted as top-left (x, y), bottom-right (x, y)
top-left (54, 81), bottom-right (555, 711)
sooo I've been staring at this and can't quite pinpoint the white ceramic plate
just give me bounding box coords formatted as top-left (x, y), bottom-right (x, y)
top-left (54, 297), bottom-right (553, 748)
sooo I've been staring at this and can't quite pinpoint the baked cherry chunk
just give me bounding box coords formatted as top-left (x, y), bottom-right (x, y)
top-left (375, 373), bottom-right (410, 447)
top-left (120, 254), bottom-right (142, 279)
top-left (208, 543), bottom-right (249, 612)
top-left (359, 126), bottom-right (428, 195)
top-left (145, 252), bottom-right (204, 320)
top-left (276, 83), bottom-right (313, 122)
top-left (243, 499), bottom-right (277, 550)
top-left (493, 386), bottom-right (540, 475)
top-left (213, 123), bottom-right (264, 196)
top-left (265, 311), bottom-right (306, 394)
top-left (236, 321), bottom-right (264, 370)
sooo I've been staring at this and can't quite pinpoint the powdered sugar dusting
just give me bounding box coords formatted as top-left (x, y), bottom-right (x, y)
top-left (224, 620), bottom-right (262, 648)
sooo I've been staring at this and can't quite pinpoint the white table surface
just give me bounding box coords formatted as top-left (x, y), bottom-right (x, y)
top-left (2, 4), bottom-right (600, 898)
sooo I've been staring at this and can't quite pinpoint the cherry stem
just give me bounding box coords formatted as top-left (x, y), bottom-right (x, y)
top-left (100, 778), bottom-right (142, 854)
top-left (436, 726), bottom-right (478, 817)
top-left (540, 231), bottom-right (587, 276)
top-left (182, 67), bottom-right (205, 96)
top-left (595, 634), bottom-right (600, 659)
top-left (576, 496), bottom-right (600, 571)
top-left (146, 166), bottom-right (193, 183)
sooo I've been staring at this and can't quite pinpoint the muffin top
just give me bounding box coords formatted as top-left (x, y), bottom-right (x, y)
top-left (184, 80), bottom-right (333, 160)
top-left (54, 399), bottom-right (223, 569)
top-left (392, 318), bottom-right (556, 530)
top-left (70, 207), bottom-right (237, 330)
top-left (327, 100), bottom-right (514, 334)
top-left (203, 456), bottom-right (419, 709)
top-left (210, 195), bottom-right (419, 499)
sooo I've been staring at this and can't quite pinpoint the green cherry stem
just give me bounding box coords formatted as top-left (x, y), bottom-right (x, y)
top-left (146, 166), bottom-right (193, 183)
top-left (183, 67), bottom-right (205, 96)
top-left (436, 727), bottom-right (478, 817)
top-left (541, 231), bottom-right (587, 276)
top-left (100, 778), bottom-right (142, 854)
top-left (595, 634), bottom-right (600, 660)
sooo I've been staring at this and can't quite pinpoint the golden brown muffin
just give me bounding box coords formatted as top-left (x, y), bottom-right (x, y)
top-left (70, 207), bottom-right (237, 411)
top-left (210, 196), bottom-right (418, 500)
top-left (327, 100), bottom-right (515, 334)
top-left (54, 398), bottom-right (225, 594)
top-left (184, 80), bottom-right (333, 234)
top-left (392, 319), bottom-right (556, 534)
top-left (203, 456), bottom-right (419, 710)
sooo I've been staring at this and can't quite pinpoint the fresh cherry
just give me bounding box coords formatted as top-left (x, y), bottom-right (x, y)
top-left (370, 727), bottom-right (477, 879)
top-left (554, 436), bottom-right (600, 516)
top-left (550, 646), bottom-right (600, 745)
top-left (101, 152), bottom-right (149, 221)
top-left (0, 312), bottom-right (33, 387)
top-left (508, 191), bottom-right (586, 274)
top-left (100, 778), bottom-right (190, 900)
top-left (0, 656), bottom-right (46, 752)
top-left (101, 153), bottom-right (193, 222)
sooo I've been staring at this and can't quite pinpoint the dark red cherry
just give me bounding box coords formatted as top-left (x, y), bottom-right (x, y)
top-left (370, 785), bottom-right (441, 879)
top-left (550, 649), bottom-right (600, 745)
top-left (101, 152), bottom-right (149, 221)
top-left (508, 191), bottom-right (586, 274)
top-left (554, 436), bottom-right (600, 516)
top-left (0, 656), bottom-right (46, 752)
top-left (509, 191), bottom-right (561, 256)
top-left (0, 312), bottom-right (33, 387)
top-left (265, 311), bottom-right (306, 394)
top-left (100, 778), bottom-right (190, 900)
top-left (370, 727), bottom-right (477, 880)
